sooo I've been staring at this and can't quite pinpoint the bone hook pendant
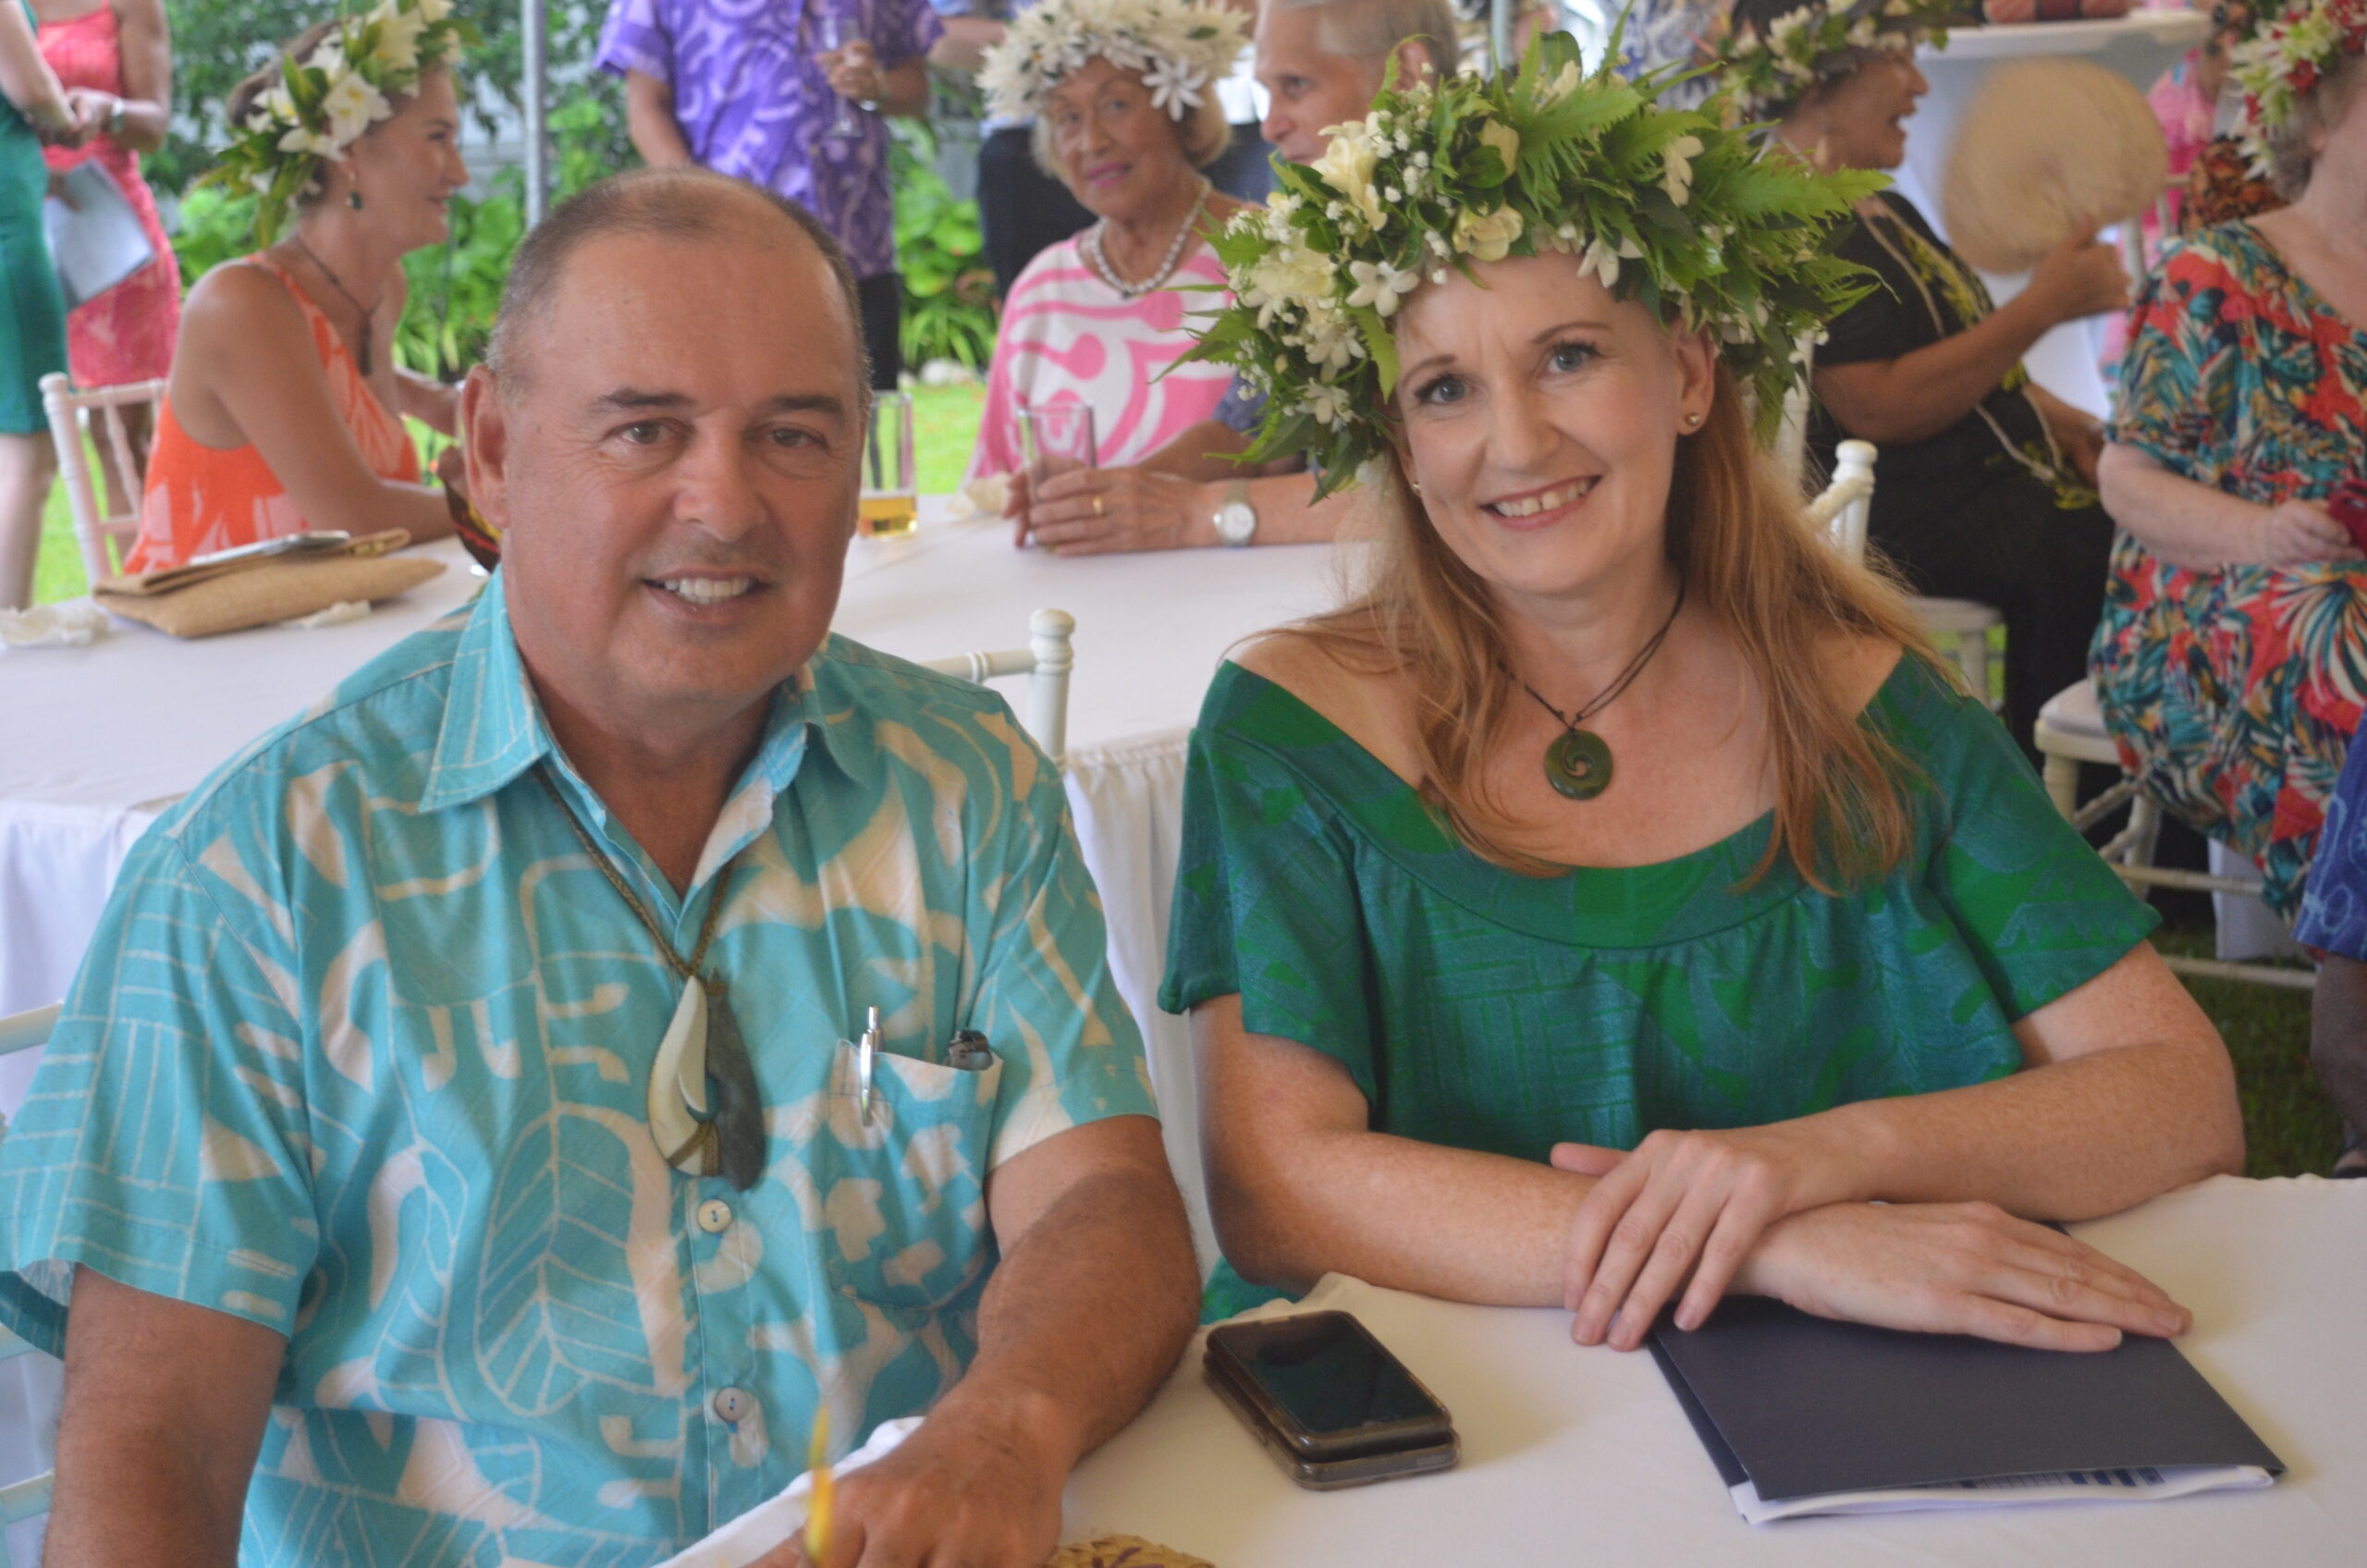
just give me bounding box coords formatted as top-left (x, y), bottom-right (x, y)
top-left (648, 974), bottom-right (720, 1177)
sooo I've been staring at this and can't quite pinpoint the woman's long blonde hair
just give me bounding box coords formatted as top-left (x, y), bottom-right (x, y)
top-left (1294, 361), bottom-right (1943, 891)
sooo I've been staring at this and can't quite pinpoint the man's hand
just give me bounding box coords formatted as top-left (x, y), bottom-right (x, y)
top-left (1551, 1121), bottom-right (1868, 1349)
top-left (756, 1403), bottom-right (1066, 1568)
top-left (819, 40), bottom-right (883, 104)
top-left (2254, 497), bottom-right (2355, 566)
top-left (1734, 1200), bottom-right (2192, 1352)
top-left (1017, 465), bottom-right (1215, 555)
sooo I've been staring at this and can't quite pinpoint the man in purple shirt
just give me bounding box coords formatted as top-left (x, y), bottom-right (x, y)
top-left (599, 0), bottom-right (944, 387)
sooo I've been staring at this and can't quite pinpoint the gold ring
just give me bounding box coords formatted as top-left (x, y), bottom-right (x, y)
top-left (1093, 495), bottom-right (1105, 518)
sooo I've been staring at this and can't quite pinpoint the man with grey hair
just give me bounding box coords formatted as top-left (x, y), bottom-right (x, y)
top-left (1, 165), bottom-right (1199, 1567)
top-left (1008, 0), bottom-right (1458, 554)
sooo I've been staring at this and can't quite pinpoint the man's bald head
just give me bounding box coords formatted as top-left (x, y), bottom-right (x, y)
top-left (484, 166), bottom-right (870, 400)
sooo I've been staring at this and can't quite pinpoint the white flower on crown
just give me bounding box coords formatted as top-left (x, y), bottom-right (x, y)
top-left (371, 2), bottom-right (429, 71)
top-left (321, 70), bottom-right (394, 146)
top-left (1311, 126), bottom-right (1386, 230)
top-left (1302, 381), bottom-right (1354, 427)
top-left (978, 0), bottom-right (1248, 122)
top-left (1538, 59), bottom-right (1587, 103)
top-left (1660, 134), bottom-right (1705, 207)
top-left (1345, 258), bottom-right (1419, 317)
top-left (1246, 244), bottom-right (1335, 326)
top-left (1453, 204), bottom-right (1524, 262)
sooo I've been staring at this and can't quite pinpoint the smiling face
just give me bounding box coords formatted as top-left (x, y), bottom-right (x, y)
top-left (337, 68), bottom-right (469, 251)
top-left (464, 217), bottom-right (866, 748)
top-left (1793, 53), bottom-right (1928, 172)
top-left (1042, 55), bottom-right (1193, 220)
top-left (1256, 6), bottom-right (1388, 165)
top-left (1390, 253), bottom-right (1715, 611)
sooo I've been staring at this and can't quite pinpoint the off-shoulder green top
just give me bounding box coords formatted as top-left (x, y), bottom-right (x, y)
top-left (1159, 654), bottom-right (2158, 1315)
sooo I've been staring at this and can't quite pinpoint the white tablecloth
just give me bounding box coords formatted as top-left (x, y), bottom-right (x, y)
top-left (0, 506), bottom-right (1356, 1261)
top-left (1062, 1176), bottom-right (2367, 1565)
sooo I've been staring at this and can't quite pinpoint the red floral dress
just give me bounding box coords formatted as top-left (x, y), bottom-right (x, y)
top-left (37, 3), bottom-right (178, 386)
top-left (2091, 221), bottom-right (2367, 918)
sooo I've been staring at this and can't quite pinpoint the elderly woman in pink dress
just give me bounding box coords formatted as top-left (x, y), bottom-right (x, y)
top-left (971, 0), bottom-right (1247, 501)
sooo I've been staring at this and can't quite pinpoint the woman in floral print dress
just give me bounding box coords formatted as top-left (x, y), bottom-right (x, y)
top-left (2091, 6), bottom-right (2367, 921)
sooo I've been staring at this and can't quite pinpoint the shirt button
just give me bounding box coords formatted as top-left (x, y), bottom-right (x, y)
top-left (696, 1199), bottom-right (734, 1234)
top-left (713, 1387), bottom-right (754, 1424)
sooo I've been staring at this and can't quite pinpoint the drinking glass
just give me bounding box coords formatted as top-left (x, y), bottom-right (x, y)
top-left (1019, 403), bottom-right (1098, 498)
top-left (816, 10), bottom-right (865, 140)
top-left (859, 391), bottom-right (918, 539)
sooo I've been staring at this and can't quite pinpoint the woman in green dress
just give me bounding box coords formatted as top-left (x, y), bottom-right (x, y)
top-left (1162, 38), bottom-right (2244, 1347)
top-left (0, 0), bottom-right (73, 609)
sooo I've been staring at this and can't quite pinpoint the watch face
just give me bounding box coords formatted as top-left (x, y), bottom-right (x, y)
top-left (1216, 502), bottom-right (1257, 545)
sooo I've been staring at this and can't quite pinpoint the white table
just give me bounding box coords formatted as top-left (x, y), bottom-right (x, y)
top-left (0, 505), bottom-right (1355, 1261)
top-left (1062, 1176), bottom-right (2367, 1564)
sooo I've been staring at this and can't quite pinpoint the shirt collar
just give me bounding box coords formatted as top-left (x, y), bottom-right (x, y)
top-left (419, 573), bottom-right (844, 830)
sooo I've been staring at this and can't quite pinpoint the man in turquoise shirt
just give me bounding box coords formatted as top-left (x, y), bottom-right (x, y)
top-left (0, 168), bottom-right (1199, 1566)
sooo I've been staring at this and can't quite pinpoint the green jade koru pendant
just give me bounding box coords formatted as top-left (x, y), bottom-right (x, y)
top-left (1546, 728), bottom-right (1613, 801)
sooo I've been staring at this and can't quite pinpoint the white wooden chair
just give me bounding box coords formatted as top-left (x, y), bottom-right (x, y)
top-left (0, 1003), bottom-right (59, 1568)
top-left (39, 374), bottom-right (168, 583)
top-left (2032, 682), bottom-right (2311, 990)
top-left (1809, 439), bottom-right (2003, 705)
top-left (917, 608), bottom-right (1075, 764)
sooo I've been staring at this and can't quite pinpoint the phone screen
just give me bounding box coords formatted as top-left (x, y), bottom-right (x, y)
top-left (1222, 1314), bottom-right (1442, 1439)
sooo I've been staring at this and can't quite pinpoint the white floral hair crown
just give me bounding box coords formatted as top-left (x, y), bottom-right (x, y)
top-left (202, 0), bottom-right (473, 245)
top-left (977, 0), bottom-right (1247, 123)
top-left (1184, 35), bottom-right (1884, 496)
top-left (1710, 0), bottom-right (1954, 123)
top-left (2232, 0), bottom-right (2366, 171)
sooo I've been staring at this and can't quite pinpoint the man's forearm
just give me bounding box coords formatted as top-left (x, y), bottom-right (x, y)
top-left (933, 1164), bottom-right (1197, 1468)
top-left (623, 72), bottom-right (693, 166)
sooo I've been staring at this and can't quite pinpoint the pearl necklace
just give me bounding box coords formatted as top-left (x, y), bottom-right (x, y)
top-left (1081, 178), bottom-right (1210, 300)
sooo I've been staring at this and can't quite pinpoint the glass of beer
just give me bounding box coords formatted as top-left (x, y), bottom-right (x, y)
top-left (859, 391), bottom-right (918, 539)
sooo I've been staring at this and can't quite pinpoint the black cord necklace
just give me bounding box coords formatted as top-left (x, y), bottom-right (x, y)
top-left (1511, 576), bottom-right (1688, 802)
top-left (292, 234), bottom-right (382, 376)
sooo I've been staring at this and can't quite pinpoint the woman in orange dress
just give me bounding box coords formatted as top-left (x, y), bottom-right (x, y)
top-left (121, 4), bottom-right (466, 575)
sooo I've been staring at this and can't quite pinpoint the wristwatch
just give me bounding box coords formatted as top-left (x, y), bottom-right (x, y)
top-left (1214, 479), bottom-right (1257, 548)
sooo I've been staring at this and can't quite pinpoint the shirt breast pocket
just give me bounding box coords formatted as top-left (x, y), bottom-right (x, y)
top-left (813, 1041), bottom-right (1003, 1317)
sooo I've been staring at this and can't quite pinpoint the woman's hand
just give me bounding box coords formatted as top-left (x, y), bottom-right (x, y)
top-left (1018, 465), bottom-right (1215, 555)
top-left (2026, 229), bottom-right (2130, 325)
top-left (2254, 498), bottom-right (2355, 567)
top-left (1551, 1122), bottom-right (1869, 1349)
top-left (1735, 1201), bottom-right (2192, 1353)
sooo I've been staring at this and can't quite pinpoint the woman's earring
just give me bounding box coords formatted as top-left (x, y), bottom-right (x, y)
top-left (348, 188), bottom-right (364, 211)
top-left (1684, 411), bottom-right (1704, 428)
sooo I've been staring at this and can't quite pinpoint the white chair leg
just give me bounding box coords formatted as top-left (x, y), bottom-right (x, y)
top-left (1026, 608), bottom-right (1074, 766)
top-left (1953, 631), bottom-right (1993, 712)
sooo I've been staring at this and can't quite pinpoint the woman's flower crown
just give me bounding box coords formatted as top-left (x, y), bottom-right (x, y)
top-left (977, 0), bottom-right (1246, 122)
top-left (1710, 0), bottom-right (1954, 122)
top-left (1183, 33), bottom-right (1884, 496)
top-left (2231, 0), bottom-right (2366, 171)
top-left (202, 0), bottom-right (475, 245)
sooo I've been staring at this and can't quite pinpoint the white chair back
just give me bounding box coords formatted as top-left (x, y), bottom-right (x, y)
top-left (917, 608), bottom-right (1075, 765)
top-left (1808, 439), bottom-right (1878, 564)
top-left (1772, 333), bottom-right (1816, 489)
top-left (40, 374), bottom-right (168, 584)
top-left (0, 1004), bottom-right (59, 1568)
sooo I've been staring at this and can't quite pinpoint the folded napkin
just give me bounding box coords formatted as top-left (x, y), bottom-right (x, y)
top-left (0, 599), bottom-right (111, 648)
top-left (650, 1416), bottom-right (922, 1568)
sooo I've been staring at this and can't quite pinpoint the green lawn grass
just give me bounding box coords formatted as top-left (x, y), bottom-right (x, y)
top-left (27, 381), bottom-right (2344, 1176)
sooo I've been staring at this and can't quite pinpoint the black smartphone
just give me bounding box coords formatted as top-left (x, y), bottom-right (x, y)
top-left (1204, 1311), bottom-right (1458, 1489)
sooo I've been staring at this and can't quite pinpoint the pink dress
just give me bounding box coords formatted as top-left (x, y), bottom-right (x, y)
top-left (38, 3), bottom-right (179, 387)
top-left (969, 238), bottom-right (1234, 479)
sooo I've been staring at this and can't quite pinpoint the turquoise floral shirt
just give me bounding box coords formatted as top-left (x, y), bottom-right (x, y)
top-left (0, 576), bottom-right (1155, 1565)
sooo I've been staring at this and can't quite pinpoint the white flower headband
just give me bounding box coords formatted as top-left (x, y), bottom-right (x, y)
top-left (1711, 0), bottom-right (1953, 122)
top-left (977, 0), bottom-right (1247, 122)
top-left (204, 0), bottom-right (472, 244)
